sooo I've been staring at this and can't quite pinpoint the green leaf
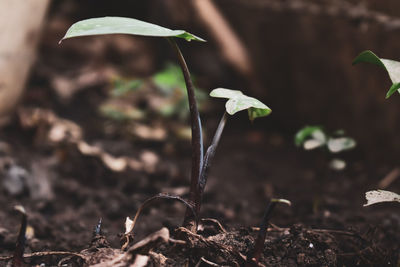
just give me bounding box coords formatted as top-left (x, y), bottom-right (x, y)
top-left (353, 50), bottom-right (400, 98)
top-left (210, 88), bottom-right (271, 121)
top-left (61, 17), bottom-right (205, 42)
top-left (294, 126), bottom-right (324, 147)
top-left (153, 64), bottom-right (186, 92)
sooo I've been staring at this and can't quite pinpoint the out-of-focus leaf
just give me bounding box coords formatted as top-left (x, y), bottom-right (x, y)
top-left (210, 88), bottom-right (271, 121)
top-left (153, 64), bottom-right (186, 93)
top-left (100, 103), bottom-right (145, 121)
top-left (111, 78), bottom-right (142, 97)
top-left (61, 17), bottom-right (205, 42)
top-left (364, 190), bottom-right (400, 206)
top-left (327, 137), bottom-right (356, 153)
top-left (353, 50), bottom-right (400, 98)
top-left (295, 126), bottom-right (325, 147)
top-left (329, 158), bottom-right (346, 171)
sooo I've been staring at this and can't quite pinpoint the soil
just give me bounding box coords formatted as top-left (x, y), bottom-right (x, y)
top-left (0, 1), bottom-right (399, 266)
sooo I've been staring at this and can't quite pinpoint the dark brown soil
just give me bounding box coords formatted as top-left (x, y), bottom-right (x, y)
top-left (0, 1), bottom-right (399, 266)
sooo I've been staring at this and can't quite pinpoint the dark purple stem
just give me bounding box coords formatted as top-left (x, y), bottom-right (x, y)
top-left (167, 38), bottom-right (204, 232)
top-left (246, 201), bottom-right (277, 266)
top-left (12, 210), bottom-right (27, 267)
top-left (199, 112), bottom-right (228, 199)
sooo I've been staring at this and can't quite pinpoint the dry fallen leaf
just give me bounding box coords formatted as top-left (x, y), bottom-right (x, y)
top-left (364, 190), bottom-right (400, 206)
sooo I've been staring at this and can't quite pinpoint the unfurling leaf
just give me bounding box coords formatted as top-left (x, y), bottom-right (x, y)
top-left (364, 190), bottom-right (400, 206)
top-left (61, 17), bottom-right (206, 43)
top-left (353, 50), bottom-right (400, 98)
top-left (210, 88), bottom-right (271, 121)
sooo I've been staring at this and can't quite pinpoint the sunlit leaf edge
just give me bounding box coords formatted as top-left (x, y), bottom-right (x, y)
top-left (61, 16), bottom-right (206, 43)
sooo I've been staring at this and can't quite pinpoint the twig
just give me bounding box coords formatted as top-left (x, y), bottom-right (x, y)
top-left (122, 193), bottom-right (196, 250)
top-left (195, 257), bottom-right (221, 267)
top-left (378, 168), bottom-right (400, 189)
top-left (193, 0), bottom-right (254, 78)
top-left (201, 218), bottom-right (227, 233)
top-left (0, 251), bottom-right (85, 262)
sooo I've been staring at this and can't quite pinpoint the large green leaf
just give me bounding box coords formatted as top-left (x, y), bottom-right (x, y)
top-left (61, 17), bottom-right (205, 42)
top-left (353, 50), bottom-right (400, 98)
top-left (210, 88), bottom-right (271, 121)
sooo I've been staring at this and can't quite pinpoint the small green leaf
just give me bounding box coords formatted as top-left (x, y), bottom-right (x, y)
top-left (294, 126), bottom-right (324, 147)
top-left (209, 88), bottom-right (271, 121)
top-left (61, 17), bottom-right (205, 42)
top-left (353, 50), bottom-right (400, 98)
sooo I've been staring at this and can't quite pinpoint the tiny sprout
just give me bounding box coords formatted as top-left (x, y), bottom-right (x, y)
top-left (246, 198), bottom-right (291, 267)
top-left (13, 205), bottom-right (28, 267)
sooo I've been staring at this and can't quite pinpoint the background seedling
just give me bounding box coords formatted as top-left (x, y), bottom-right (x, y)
top-left (354, 51), bottom-right (400, 207)
top-left (295, 126), bottom-right (356, 171)
top-left (62, 17), bottom-right (271, 235)
top-left (295, 126), bottom-right (356, 212)
top-left (353, 50), bottom-right (400, 99)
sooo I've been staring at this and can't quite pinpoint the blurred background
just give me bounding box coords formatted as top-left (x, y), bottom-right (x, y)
top-left (0, 0), bottom-right (399, 260)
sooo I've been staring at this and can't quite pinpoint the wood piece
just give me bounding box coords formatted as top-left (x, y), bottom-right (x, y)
top-left (0, 0), bottom-right (50, 125)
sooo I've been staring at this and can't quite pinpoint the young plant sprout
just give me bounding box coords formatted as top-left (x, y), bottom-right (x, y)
top-left (61, 17), bottom-right (271, 237)
top-left (246, 198), bottom-right (291, 267)
top-left (353, 51), bottom-right (400, 207)
top-left (353, 50), bottom-right (400, 99)
top-left (295, 126), bottom-right (356, 171)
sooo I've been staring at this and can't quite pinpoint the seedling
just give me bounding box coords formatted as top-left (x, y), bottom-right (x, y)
top-left (295, 126), bottom-right (355, 212)
top-left (353, 50), bottom-right (400, 207)
top-left (295, 126), bottom-right (356, 171)
top-left (246, 199), bottom-right (291, 267)
top-left (61, 17), bottom-right (271, 235)
top-left (12, 205), bottom-right (28, 267)
top-left (353, 50), bottom-right (400, 99)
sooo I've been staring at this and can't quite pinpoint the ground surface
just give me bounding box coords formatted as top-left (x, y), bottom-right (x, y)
top-left (0, 1), bottom-right (399, 266)
top-left (0, 108), bottom-right (398, 266)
